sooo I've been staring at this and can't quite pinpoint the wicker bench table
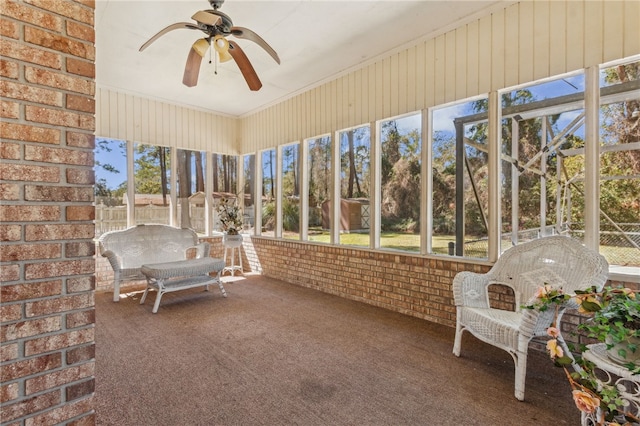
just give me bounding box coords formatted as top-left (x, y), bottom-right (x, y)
top-left (140, 257), bottom-right (226, 313)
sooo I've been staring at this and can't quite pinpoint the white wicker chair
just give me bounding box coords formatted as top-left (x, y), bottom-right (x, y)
top-left (452, 236), bottom-right (609, 401)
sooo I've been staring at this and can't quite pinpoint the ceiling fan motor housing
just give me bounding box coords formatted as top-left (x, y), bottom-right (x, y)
top-left (202, 10), bottom-right (233, 35)
top-left (209, 0), bottom-right (224, 10)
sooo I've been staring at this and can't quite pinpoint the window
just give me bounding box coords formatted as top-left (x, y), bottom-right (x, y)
top-left (430, 98), bottom-right (488, 258)
top-left (243, 154), bottom-right (256, 233)
top-left (499, 72), bottom-right (586, 254)
top-left (213, 153), bottom-right (239, 233)
top-left (213, 154), bottom-right (238, 195)
top-left (175, 148), bottom-right (206, 233)
top-left (339, 125), bottom-right (370, 247)
top-left (598, 60), bottom-right (640, 270)
top-left (94, 137), bottom-right (127, 236)
top-left (306, 135), bottom-right (331, 243)
top-left (261, 148), bottom-right (277, 237)
top-left (133, 142), bottom-right (171, 227)
top-left (379, 114), bottom-right (421, 251)
top-left (281, 143), bottom-right (301, 240)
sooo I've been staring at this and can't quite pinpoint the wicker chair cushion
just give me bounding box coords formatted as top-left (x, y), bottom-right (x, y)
top-left (459, 307), bottom-right (522, 350)
top-left (141, 258), bottom-right (226, 280)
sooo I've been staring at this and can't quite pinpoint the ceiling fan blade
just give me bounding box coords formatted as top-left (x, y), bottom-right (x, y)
top-left (192, 10), bottom-right (222, 27)
top-left (230, 26), bottom-right (280, 64)
top-left (139, 22), bottom-right (199, 52)
top-left (182, 39), bottom-right (209, 87)
top-left (228, 40), bottom-right (262, 91)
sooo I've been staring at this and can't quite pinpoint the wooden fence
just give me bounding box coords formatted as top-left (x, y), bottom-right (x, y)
top-left (95, 204), bottom-right (205, 236)
top-left (94, 204), bottom-right (255, 237)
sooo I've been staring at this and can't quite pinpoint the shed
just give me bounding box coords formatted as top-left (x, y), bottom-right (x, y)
top-left (321, 198), bottom-right (370, 231)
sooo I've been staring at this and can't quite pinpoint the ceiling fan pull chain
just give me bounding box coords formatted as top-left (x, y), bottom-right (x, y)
top-left (214, 48), bottom-right (218, 75)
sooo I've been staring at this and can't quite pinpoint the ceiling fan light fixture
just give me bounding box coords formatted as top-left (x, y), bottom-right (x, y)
top-left (213, 35), bottom-right (232, 62)
top-left (192, 38), bottom-right (210, 57)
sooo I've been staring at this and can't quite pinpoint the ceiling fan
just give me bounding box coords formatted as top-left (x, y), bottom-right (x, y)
top-left (139, 0), bottom-right (280, 91)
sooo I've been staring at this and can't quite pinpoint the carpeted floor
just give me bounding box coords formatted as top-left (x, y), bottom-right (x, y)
top-left (95, 274), bottom-right (580, 425)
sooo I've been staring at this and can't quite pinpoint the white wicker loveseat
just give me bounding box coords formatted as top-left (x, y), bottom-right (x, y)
top-left (98, 224), bottom-right (224, 307)
top-left (452, 236), bottom-right (609, 401)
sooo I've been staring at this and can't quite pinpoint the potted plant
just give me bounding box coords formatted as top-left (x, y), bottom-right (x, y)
top-left (525, 285), bottom-right (640, 425)
top-left (216, 197), bottom-right (244, 245)
top-left (578, 286), bottom-right (640, 365)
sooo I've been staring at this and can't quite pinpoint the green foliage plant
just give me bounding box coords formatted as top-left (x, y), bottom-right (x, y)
top-left (525, 285), bottom-right (640, 425)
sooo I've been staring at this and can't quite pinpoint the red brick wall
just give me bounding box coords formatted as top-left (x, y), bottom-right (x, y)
top-left (1, 0), bottom-right (96, 424)
top-left (248, 237), bottom-right (488, 326)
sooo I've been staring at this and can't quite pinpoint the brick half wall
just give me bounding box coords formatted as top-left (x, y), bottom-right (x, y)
top-left (250, 237), bottom-right (490, 327)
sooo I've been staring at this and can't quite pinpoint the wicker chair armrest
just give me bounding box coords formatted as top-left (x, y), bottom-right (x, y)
top-left (519, 305), bottom-right (576, 366)
top-left (519, 297), bottom-right (577, 340)
top-left (101, 249), bottom-right (123, 272)
top-left (189, 242), bottom-right (210, 259)
top-left (452, 271), bottom-right (491, 308)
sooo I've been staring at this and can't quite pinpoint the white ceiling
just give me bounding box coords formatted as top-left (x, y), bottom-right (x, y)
top-left (96, 0), bottom-right (506, 117)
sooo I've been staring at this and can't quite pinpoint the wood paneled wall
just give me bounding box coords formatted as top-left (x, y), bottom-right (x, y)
top-left (95, 88), bottom-right (238, 153)
top-left (240, 0), bottom-right (640, 152)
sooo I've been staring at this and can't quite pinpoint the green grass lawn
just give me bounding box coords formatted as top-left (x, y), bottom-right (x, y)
top-left (302, 229), bottom-right (639, 266)
top-left (307, 230), bottom-right (455, 253)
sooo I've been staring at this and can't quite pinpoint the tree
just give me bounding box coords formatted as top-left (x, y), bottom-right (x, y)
top-left (432, 130), bottom-right (457, 234)
top-left (94, 138), bottom-right (126, 203)
top-left (282, 145), bottom-right (300, 233)
top-left (340, 127), bottom-right (369, 199)
top-left (309, 137), bottom-right (331, 208)
top-left (94, 138), bottom-right (123, 177)
top-left (598, 62), bottom-right (640, 228)
top-left (263, 149), bottom-right (276, 200)
top-left (177, 149), bottom-right (193, 228)
top-left (213, 153), bottom-right (220, 191)
top-left (380, 120), bottom-right (421, 232)
top-left (244, 154), bottom-right (255, 206)
top-left (282, 145), bottom-right (299, 197)
top-left (94, 178), bottom-right (112, 199)
top-left (381, 121), bottom-right (401, 183)
top-left (214, 154), bottom-right (238, 194)
top-left (346, 130), bottom-right (359, 198)
top-left (158, 146), bottom-right (168, 205)
top-left (465, 91), bottom-right (567, 235)
top-left (133, 144), bottom-right (169, 200)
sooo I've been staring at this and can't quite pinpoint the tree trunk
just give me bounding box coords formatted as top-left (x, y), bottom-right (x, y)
top-left (269, 150), bottom-right (275, 199)
top-left (246, 155), bottom-right (255, 206)
top-left (348, 131), bottom-right (355, 198)
top-left (194, 151), bottom-right (204, 192)
top-left (213, 153), bottom-right (219, 193)
top-left (178, 150), bottom-right (192, 228)
top-left (159, 147), bottom-right (168, 206)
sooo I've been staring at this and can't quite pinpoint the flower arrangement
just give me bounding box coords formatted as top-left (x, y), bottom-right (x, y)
top-left (525, 285), bottom-right (640, 425)
top-left (216, 197), bottom-right (243, 235)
